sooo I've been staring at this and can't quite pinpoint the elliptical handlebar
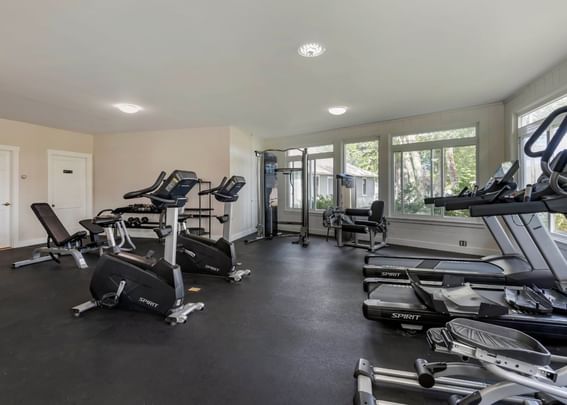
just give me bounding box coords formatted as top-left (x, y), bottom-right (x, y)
top-left (549, 150), bottom-right (567, 196)
top-left (524, 106), bottom-right (567, 159)
top-left (123, 171), bottom-right (167, 200)
top-left (541, 115), bottom-right (567, 180)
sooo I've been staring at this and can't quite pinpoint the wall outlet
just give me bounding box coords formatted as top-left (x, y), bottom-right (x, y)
top-left (459, 240), bottom-right (468, 247)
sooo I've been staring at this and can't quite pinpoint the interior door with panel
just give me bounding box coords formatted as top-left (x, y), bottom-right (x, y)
top-left (48, 152), bottom-right (91, 233)
top-left (0, 149), bottom-right (12, 248)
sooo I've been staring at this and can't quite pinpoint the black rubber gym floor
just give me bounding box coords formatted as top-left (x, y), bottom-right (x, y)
top-left (1, 237), bottom-right (566, 405)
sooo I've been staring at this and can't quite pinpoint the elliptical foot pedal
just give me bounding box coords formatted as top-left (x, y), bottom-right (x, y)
top-left (533, 286), bottom-right (567, 314)
top-left (505, 286), bottom-right (553, 315)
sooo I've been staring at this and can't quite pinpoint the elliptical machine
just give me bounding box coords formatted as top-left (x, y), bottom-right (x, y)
top-left (72, 170), bottom-right (205, 325)
top-left (176, 176), bottom-right (251, 282)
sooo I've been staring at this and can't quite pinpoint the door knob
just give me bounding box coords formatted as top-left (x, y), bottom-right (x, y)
top-left (3, 202), bottom-right (10, 206)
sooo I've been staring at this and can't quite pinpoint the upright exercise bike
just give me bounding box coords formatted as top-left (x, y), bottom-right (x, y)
top-left (73, 170), bottom-right (205, 325)
top-left (177, 175), bottom-right (251, 282)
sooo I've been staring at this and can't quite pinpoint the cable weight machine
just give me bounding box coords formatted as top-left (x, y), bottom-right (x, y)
top-left (245, 148), bottom-right (310, 247)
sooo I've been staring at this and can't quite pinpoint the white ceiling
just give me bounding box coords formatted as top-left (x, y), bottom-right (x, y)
top-left (1, 1), bottom-right (567, 137)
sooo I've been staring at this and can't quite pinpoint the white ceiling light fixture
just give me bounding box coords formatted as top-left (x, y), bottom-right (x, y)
top-left (114, 103), bottom-right (143, 114)
top-left (328, 106), bottom-right (348, 116)
top-left (298, 42), bottom-right (326, 58)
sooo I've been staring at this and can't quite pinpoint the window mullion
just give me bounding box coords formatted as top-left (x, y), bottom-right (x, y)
top-left (400, 152), bottom-right (405, 214)
top-left (440, 148), bottom-right (445, 217)
top-left (430, 148), bottom-right (433, 216)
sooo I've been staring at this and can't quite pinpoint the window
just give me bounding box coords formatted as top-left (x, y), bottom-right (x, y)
top-left (344, 140), bottom-right (379, 208)
top-left (392, 127), bottom-right (477, 218)
top-left (287, 145), bottom-right (333, 156)
top-left (392, 128), bottom-right (476, 145)
top-left (518, 95), bottom-right (567, 236)
top-left (286, 145), bottom-right (334, 210)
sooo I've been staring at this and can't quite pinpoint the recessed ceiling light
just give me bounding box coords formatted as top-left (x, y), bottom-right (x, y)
top-left (298, 42), bottom-right (326, 58)
top-left (328, 106), bottom-right (348, 116)
top-left (114, 103), bottom-right (143, 114)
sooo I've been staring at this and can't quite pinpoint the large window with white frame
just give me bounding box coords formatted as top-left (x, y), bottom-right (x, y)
top-left (344, 140), bottom-right (379, 208)
top-left (392, 127), bottom-right (478, 218)
top-left (287, 145), bottom-right (334, 210)
top-left (517, 94), bottom-right (567, 236)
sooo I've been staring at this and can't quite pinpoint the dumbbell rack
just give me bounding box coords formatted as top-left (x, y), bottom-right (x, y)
top-left (117, 204), bottom-right (161, 230)
top-left (183, 179), bottom-right (214, 237)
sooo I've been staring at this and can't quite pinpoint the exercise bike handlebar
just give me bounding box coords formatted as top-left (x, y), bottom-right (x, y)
top-left (198, 177), bottom-right (227, 196)
top-left (123, 171), bottom-right (167, 200)
top-left (142, 193), bottom-right (186, 206)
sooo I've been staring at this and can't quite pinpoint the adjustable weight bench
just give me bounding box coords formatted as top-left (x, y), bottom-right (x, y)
top-left (13, 203), bottom-right (94, 269)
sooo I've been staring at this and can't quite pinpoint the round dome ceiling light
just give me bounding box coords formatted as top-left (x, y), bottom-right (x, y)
top-left (114, 103), bottom-right (143, 114)
top-left (328, 106), bottom-right (348, 116)
top-left (298, 42), bottom-right (326, 58)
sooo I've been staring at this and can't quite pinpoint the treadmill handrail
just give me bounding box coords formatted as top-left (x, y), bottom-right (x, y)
top-left (470, 201), bottom-right (548, 217)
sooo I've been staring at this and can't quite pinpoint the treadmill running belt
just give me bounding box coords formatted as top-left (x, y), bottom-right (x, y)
top-left (416, 259), bottom-right (441, 268)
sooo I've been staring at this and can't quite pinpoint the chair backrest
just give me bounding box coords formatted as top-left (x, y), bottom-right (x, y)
top-left (31, 203), bottom-right (72, 246)
top-left (369, 200), bottom-right (385, 222)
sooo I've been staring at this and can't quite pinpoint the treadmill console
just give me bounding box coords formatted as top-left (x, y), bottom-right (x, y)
top-left (484, 160), bottom-right (519, 191)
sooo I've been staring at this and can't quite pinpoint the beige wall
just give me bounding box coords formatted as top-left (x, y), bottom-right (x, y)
top-left (261, 103), bottom-right (506, 255)
top-left (93, 127), bottom-right (232, 238)
top-left (229, 127), bottom-right (259, 240)
top-left (0, 118), bottom-right (93, 243)
top-left (0, 101), bottom-right (508, 253)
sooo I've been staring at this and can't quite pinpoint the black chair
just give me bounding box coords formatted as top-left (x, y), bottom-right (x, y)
top-left (338, 200), bottom-right (388, 252)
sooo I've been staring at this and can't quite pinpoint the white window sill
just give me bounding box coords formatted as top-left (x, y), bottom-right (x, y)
top-left (388, 215), bottom-right (485, 229)
top-left (285, 208), bottom-right (327, 214)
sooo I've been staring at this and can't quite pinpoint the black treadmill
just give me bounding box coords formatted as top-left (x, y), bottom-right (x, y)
top-left (363, 106), bottom-right (567, 340)
top-left (362, 161), bottom-right (549, 283)
top-left (363, 164), bottom-right (554, 290)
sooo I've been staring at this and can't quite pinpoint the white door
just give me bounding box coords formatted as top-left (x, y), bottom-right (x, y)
top-left (48, 151), bottom-right (92, 233)
top-left (0, 150), bottom-right (12, 248)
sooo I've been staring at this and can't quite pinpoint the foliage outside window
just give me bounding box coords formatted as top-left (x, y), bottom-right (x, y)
top-left (344, 140), bottom-right (379, 208)
top-left (392, 127), bottom-right (477, 218)
top-left (518, 96), bottom-right (567, 235)
top-left (287, 145), bottom-right (334, 210)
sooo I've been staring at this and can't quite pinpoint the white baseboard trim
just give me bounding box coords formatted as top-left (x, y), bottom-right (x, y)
top-left (13, 238), bottom-right (45, 248)
top-left (231, 228), bottom-right (256, 242)
top-left (278, 225), bottom-right (495, 256)
top-left (387, 237), bottom-right (498, 256)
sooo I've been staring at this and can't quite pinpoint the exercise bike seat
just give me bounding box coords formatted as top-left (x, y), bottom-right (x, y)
top-left (110, 252), bottom-right (158, 271)
top-left (92, 214), bottom-right (122, 227)
top-left (79, 219), bottom-right (104, 235)
top-left (446, 318), bottom-right (551, 366)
